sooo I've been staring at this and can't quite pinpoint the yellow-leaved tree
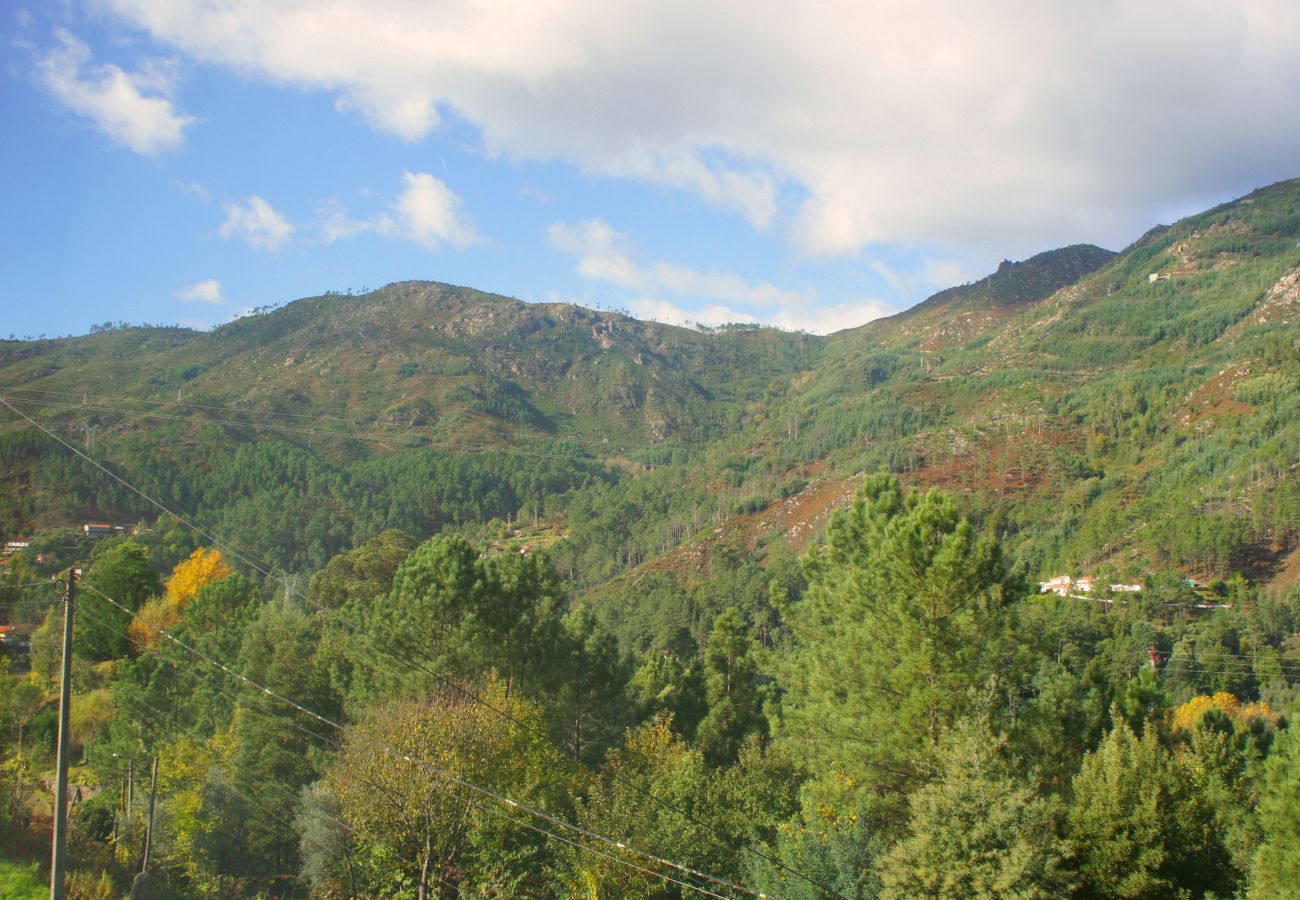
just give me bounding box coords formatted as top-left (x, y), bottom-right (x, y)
top-left (1171, 691), bottom-right (1277, 733)
top-left (166, 547), bottom-right (233, 606)
top-left (129, 548), bottom-right (233, 651)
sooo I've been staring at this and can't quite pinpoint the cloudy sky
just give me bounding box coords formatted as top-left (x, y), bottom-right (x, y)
top-left (4, 1), bottom-right (1300, 337)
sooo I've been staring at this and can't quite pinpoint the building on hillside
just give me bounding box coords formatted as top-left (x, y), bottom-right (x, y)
top-left (1039, 575), bottom-right (1073, 596)
top-left (3, 541), bottom-right (30, 554)
top-left (1075, 576), bottom-right (1095, 593)
top-left (0, 625), bottom-right (19, 645)
top-left (83, 524), bottom-right (117, 538)
top-left (1110, 583), bottom-right (1144, 592)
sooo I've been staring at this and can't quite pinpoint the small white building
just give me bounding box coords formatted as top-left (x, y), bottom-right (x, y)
top-left (1039, 575), bottom-right (1073, 596)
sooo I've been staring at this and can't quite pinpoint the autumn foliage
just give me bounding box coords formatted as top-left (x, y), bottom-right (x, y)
top-left (129, 547), bottom-right (233, 651)
top-left (1171, 690), bottom-right (1278, 733)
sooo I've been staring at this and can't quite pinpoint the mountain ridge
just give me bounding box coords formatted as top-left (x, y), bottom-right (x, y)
top-left (2, 177), bottom-right (1299, 589)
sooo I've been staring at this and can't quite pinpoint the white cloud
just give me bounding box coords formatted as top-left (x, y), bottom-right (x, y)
top-left (627, 295), bottom-right (890, 335)
top-left (551, 217), bottom-right (887, 333)
top-left (872, 257), bottom-right (971, 294)
top-left (37, 29), bottom-right (194, 156)
top-left (310, 174), bottom-right (479, 250)
top-left (549, 217), bottom-right (805, 308)
top-left (99, 1), bottom-right (1300, 254)
top-left (628, 297), bottom-right (759, 329)
top-left (219, 196), bottom-right (294, 251)
top-left (518, 184), bottom-right (553, 205)
top-left (174, 278), bottom-right (223, 303)
top-left (766, 299), bottom-right (895, 335)
top-left (381, 171), bottom-right (480, 250)
top-left (174, 179), bottom-right (209, 201)
top-left (921, 258), bottom-right (969, 288)
top-left (548, 219), bottom-right (646, 289)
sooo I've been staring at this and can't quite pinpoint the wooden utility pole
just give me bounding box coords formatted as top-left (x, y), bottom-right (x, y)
top-left (50, 568), bottom-right (76, 900)
top-left (128, 756), bottom-right (159, 900)
top-left (141, 756), bottom-right (158, 872)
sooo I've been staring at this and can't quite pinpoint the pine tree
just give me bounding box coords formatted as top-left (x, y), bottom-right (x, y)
top-left (696, 607), bottom-right (767, 766)
top-left (1250, 725), bottom-right (1300, 898)
top-left (1068, 718), bottom-right (1235, 898)
top-left (879, 716), bottom-right (1073, 899)
top-left (778, 474), bottom-right (1022, 805)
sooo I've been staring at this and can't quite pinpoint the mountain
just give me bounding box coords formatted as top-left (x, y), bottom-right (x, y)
top-left (1, 179), bottom-right (1298, 591)
top-left (0, 283), bottom-right (819, 449)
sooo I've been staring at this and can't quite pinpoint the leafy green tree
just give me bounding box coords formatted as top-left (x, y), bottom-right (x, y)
top-left (629, 649), bottom-right (707, 739)
top-left (296, 780), bottom-right (357, 899)
top-left (778, 474), bottom-right (1022, 805)
top-left (561, 715), bottom-right (795, 898)
top-left (1068, 718), bottom-right (1235, 898)
top-left (878, 716), bottom-right (1073, 899)
top-left (348, 535), bottom-right (567, 702)
top-left (1250, 725), bottom-right (1300, 898)
top-left (231, 597), bottom-right (339, 882)
top-left (308, 528), bottom-right (414, 611)
top-left (79, 540), bottom-right (162, 660)
top-left (547, 607), bottom-right (633, 766)
top-left (745, 805), bottom-right (880, 900)
top-left (696, 607), bottom-right (767, 766)
top-left (327, 683), bottom-right (576, 899)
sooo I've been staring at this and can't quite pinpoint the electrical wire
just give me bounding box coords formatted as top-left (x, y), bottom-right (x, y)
top-left (0, 385), bottom-right (702, 452)
top-left (0, 392), bottom-right (692, 469)
top-left (2, 395), bottom-right (844, 900)
top-left (76, 584), bottom-right (760, 899)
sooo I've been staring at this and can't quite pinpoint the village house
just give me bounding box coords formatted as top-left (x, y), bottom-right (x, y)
top-left (1039, 575), bottom-right (1073, 595)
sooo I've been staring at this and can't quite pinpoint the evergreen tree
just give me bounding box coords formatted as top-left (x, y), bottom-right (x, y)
top-left (878, 716), bottom-right (1073, 899)
top-left (779, 474), bottom-right (1022, 805)
top-left (1068, 718), bottom-right (1234, 898)
top-left (78, 540), bottom-right (161, 660)
top-left (1250, 725), bottom-right (1300, 898)
top-left (231, 597), bottom-right (338, 881)
top-left (696, 607), bottom-right (767, 766)
top-left (547, 607), bottom-right (633, 766)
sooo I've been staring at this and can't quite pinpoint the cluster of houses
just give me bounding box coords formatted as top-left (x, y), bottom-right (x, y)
top-left (1038, 574), bottom-right (1144, 597)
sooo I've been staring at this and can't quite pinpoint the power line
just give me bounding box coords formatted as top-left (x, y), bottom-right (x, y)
top-left (0, 385), bottom-right (702, 452)
top-left (121, 675), bottom-right (715, 899)
top-left (0, 392), bottom-right (694, 469)
top-left (5, 397), bottom-right (837, 900)
top-left (83, 610), bottom-right (722, 899)
top-left (77, 584), bottom-right (760, 899)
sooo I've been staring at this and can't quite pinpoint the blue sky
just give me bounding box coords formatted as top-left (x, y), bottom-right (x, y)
top-left (4, 1), bottom-right (1300, 339)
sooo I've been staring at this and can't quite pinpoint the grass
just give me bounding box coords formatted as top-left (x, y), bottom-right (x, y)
top-left (0, 858), bottom-right (47, 899)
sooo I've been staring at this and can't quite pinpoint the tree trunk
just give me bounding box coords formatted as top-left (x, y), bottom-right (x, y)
top-left (418, 829), bottom-right (432, 900)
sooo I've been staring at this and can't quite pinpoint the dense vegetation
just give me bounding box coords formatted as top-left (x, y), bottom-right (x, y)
top-left (1, 179), bottom-right (1299, 896)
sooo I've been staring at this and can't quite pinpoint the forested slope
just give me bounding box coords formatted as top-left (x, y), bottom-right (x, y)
top-left (1, 179), bottom-right (1299, 898)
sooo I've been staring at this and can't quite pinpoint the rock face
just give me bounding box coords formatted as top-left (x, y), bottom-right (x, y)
top-left (1253, 266), bottom-right (1300, 325)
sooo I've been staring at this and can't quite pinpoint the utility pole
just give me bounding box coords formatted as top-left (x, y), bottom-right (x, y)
top-left (129, 756), bottom-right (158, 900)
top-left (50, 567), bottom-right (76, 900)
top-left (141, 756), bottom-right (159, 872)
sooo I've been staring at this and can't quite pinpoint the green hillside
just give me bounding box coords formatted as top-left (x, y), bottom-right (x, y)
top-left (2, 181), bottom-right (1299, 586)
top-left (3, 180), bottom-right (1300, 899)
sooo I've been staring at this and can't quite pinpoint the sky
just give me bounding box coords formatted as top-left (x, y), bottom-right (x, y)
top-left (3, 1), bottom-right (1300, 339)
